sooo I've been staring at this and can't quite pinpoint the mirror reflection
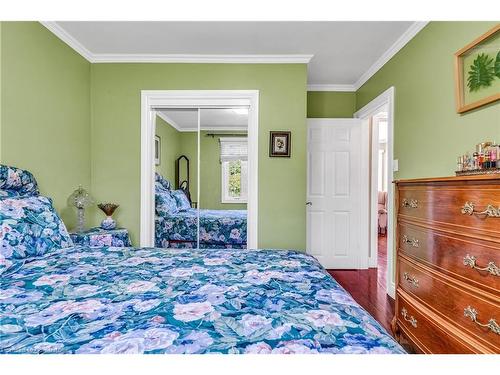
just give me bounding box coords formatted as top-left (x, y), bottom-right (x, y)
top-left (199, 108), bottom-right (248, 249)
top-left (153, 107), bottom-right (248, 250)
top-left (154, 108), bottom-right (199, 249)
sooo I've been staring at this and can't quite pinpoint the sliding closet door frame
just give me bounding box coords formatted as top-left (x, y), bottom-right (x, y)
top-left (140, 90), bottom-right (259, 249)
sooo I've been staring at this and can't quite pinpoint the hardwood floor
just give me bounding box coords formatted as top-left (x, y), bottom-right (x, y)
top-left (327, 235), bottom-right (395, 334)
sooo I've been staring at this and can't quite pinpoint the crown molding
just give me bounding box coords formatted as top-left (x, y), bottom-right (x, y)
top-left (307, 84), bottom-right (356, 92)
top-left (40, 21), bottom-right (94, 62)
top-left (156, 112), bottom-right (183, 132)
top-left (353, 21), bottom-right (429, 90)
top-left (40, 23), bottom-right (314, 65)
top-left (42, 21), bottom-right (428, 91)
top-left (157, 111), bottom-right (247, 132)
top-left (91, 54), bottom-right (314, 64)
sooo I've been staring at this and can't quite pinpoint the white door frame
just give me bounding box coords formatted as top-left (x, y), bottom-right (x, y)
top-left (140, 90), bottom-right (259, 249)
top-left (354, 86), bottom-right (395, 298)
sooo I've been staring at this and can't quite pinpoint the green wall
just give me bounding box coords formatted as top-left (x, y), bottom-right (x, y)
top-left (155, 115), bottom-right (181, 184)
top-left (0, 22), bottom-right (91, 229)
top-left (307, 91), bottom-right (356, 118)
top-left (356, 21), bottom-right (500, 180)
top-left (90, 64), bottom-right (307, 248)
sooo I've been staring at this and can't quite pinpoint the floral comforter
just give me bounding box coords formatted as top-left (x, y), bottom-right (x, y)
top-left (155, 209), bottom-right (247, 249)
top-left (0, 247), bottom-right (404, 354)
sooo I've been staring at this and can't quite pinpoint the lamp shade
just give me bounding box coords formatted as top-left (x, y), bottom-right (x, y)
top-left (69, 186), bottom-right (94, 209)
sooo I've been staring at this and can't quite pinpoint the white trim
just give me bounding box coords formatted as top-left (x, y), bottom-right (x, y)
top-left (354, 22), bottom-right (428, 90)
top-left (141, 90), bottom-right (259, 250)
top-left (156, 112), bottom-right (248, 132)
top-left (40, 21), bottom-right (94, 62)
top-left (354, 86), bottom-right (395, 299)
top-left (359, 118), bottom-right (371, 270)
top-left (35, 27), bottom-right (313, 66)
top-left (156, 112), bottom-right (183, 132)
top-left (42, 21), bottom-right (425, 90)
top-left (197, 109), bottom-right (201, 250)
top-left (92, 54), bottom-right (313, 64)
top-left (306, 84), bottom-right (356, 92)
top-left (201, 126), bottom-right (248, 132)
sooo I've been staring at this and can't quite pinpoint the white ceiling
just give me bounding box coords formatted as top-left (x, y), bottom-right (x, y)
top-left (158, 108), bottom-right (248, 132)
top-left (44, 21), bottom-right (426, 89)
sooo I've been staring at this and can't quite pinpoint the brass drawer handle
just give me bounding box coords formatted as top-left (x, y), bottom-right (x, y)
top-left (402, 234), bottom-right (419, 248)
top-left (402, 198), bottom-right (418, 209)
top-left (464, 306), bottom-right (500, 335)
top-left (403, 272), bottom-right (419, 288)
top-left (401, 308), bottom-right (418, 328)
top-left (461, 202), bottom-right (500, 218)
top-left (463, 255), bottom-right (499, 276)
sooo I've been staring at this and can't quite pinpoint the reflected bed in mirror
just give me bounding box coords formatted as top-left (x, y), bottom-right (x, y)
top-left (153, 108), bottom-right (248, 249)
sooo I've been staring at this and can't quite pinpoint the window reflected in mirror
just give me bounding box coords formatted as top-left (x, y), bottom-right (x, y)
top-left (199, 108), bottom-right (248, 249)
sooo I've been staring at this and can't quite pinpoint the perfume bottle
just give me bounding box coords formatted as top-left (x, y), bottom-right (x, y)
top-left (457, 156), bottom-right (463, 172)
top-left (491, 144), bottom-right (498, 168)
top-left (483, 150), bottom-right (490, 169)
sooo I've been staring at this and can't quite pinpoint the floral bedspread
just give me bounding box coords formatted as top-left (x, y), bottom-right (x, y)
top-left (69, 227), bottom-right (131, 247)
top-left (0, 247), bottom-right (404, 354)
top-left (155, 209), bottom-right (247, 248)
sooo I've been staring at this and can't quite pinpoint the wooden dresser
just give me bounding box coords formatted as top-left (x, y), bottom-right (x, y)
top-left (393, 175), bottom-right (500, 354)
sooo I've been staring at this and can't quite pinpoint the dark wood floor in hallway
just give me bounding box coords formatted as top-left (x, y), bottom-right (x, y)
top-left (327, 235), bottom-right (395, 334)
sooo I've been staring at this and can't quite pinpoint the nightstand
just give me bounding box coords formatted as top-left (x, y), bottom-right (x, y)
top-left (70, 227), bottom-right (131, 247)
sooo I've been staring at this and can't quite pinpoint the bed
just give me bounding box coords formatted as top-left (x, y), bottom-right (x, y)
top-left (154, 173), bottom-right (247, 249)
top-left (1, 247), bottom-right (404, 354)
top-left (155, 208), bottom-right (247, 249)
top-left (0, 165), bottom-right (404, 354)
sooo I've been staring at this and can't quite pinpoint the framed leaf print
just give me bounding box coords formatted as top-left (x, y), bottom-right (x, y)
top-left (454, 24), bottom-right (500, 113)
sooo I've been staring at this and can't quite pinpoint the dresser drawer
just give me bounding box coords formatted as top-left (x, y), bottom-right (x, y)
top-left (398, 185), bottom-right (500, 237)
top-left (398, 256), bottom-right (500, 351)
top-left (396, 290), bottom-right (475, 353)
top-left (398, 222), bottom-right (500, 294)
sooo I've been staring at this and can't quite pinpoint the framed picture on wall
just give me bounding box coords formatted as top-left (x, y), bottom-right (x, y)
top-left (269, 131), bottom-right (291, 157)
top-left (155, 135), bottom-right (161, 166)
top-left (454, 24), bottom-right (500, 113)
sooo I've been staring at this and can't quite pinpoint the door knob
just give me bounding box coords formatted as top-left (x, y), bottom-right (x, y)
top-left (306, 202), bottom-right (312, 206)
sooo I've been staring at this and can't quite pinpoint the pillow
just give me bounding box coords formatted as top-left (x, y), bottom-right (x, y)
top-left (171, 189), bottom-right (191, 211)
top-left (0, 165), bottom-right (40, 197)
top-left (0, 195), bottom-right (73, 262)
top-left (155, 173), bottom-right (171, 191)
top-left (155, 185), bottom-right (178, 216)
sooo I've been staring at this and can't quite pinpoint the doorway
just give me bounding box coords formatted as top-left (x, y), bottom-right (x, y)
top-left (140, 90), bottom-right (259, 249)
top-left (354, 87), bottom-right (395, 298)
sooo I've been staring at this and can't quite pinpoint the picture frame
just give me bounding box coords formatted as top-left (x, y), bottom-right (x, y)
top-left (154, 135), bottom-right (161, 166)
top-left (454, 24), bottom-right (500, 113)
top-left (269, 131), bottom-right (291, 157)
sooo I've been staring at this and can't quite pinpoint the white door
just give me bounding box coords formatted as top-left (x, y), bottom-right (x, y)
top-left (306, 119), bottom-right (368, 269)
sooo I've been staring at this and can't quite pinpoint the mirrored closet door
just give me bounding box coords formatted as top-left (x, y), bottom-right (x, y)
top-left (152, 106), bottom-right (250, 250)
top-left (154, 108), bottom-right (199, 249)
top-left (198, 108), bottom-right (249, 249)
